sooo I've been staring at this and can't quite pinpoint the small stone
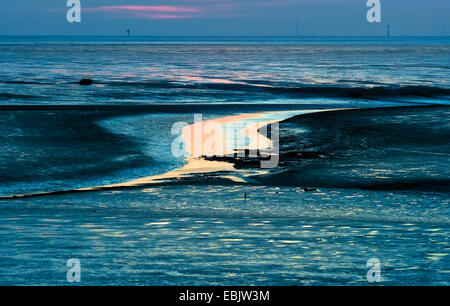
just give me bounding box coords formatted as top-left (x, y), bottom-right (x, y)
top-left (79, 79), bottom-right (93, 85)
top-left (303, 188), bottom-right (317, 192)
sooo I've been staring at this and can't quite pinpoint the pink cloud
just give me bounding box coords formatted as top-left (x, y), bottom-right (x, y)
top-left (84, 2), bottom-right (256, 20)
top-left (138, 14), bottom-right (187, 20)
top-left (84, 5), bottom-right (203, 19)
top-left (90, 5), bottom-right (202, 14)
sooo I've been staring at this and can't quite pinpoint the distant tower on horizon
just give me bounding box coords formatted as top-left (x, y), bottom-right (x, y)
top-left (126, 29), bottom-right (131, 37)
top-left (387, 25), bottom-right (390, 38)
top-left (295, 17), bottom-right (300, 36)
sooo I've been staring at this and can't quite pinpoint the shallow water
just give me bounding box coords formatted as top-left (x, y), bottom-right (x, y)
top-left (0, 37), bottom-right (449, 105)
top-left (0, 185), bottom-right (448, 285)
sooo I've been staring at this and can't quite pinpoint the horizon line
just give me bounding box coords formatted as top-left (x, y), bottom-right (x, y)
top-left (0, 34), bottom-right (448, 37)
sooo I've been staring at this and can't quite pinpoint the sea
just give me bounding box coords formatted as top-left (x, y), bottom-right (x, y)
top-left (0, 36), bottom-right (448, 285)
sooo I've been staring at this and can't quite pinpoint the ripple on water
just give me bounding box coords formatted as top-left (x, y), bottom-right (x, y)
top-left (145, 222), bottom-right (171, 226)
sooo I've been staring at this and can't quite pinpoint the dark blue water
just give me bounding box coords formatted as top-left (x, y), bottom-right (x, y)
top-left (263, 106), bottom-right (450, 192)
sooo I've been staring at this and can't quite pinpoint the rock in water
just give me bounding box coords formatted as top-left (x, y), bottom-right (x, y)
top-left (79, 79), bottom-right (93, 85)
top-left (303, 188), bottom-right (318, 192)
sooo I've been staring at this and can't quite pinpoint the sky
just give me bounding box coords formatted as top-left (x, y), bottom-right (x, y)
top-left (0, 0), bottom-right (448, 36)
